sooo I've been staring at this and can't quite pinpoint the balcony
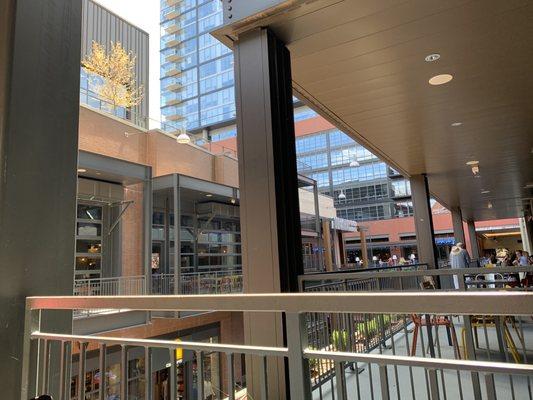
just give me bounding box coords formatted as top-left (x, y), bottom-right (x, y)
top-left (22, 266), bottom-right (533, 399)
top-left (165, 53), bottom-right (183, 63)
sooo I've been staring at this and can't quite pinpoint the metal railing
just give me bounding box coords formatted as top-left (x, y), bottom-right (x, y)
top-left (22, 291), bottom-right (533, 400)
top-left (151, 270), bottom-right (243, 295)
top-left (299, 265), bottom-right (533, 292)
top-left (73, 276), bottom-right (146, 318)
top-left (299, 265), bottom-right (533, 399)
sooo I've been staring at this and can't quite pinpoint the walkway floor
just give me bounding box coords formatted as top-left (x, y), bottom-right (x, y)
top-left (313, 317), bottom-right (533, 400)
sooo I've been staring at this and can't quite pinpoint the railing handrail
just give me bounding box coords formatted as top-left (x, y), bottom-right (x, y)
top-left (26, 291), bottom-right (533, 316)
top-left (74, 275), bottom-right (146, 284)
top-left (299, 265), bottom-right (533, 284)
top-left (304, 263), bottom-right (429, 277)
top-left (304, 349), bottom-right (533, 376)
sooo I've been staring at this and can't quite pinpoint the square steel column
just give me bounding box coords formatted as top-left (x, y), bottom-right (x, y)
top-left (234, 27), bottom-right (304, 399)
top-left (451, 207), bottom-right (466, 245)
top-left (467, 220), bottom-right (480, 261)
top-left (410, 174), bottom-right (438, 269)
top-left (1, 0), bottom-right (82, 398)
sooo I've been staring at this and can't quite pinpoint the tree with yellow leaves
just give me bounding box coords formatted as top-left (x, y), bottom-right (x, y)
top-left (82, 41), bottom-right (144, 111)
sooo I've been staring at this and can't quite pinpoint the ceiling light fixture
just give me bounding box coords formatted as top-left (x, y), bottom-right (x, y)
top-left (205, 194), bottom-right (213, 197)
top-left (429, 74), bottom-right (453, 85)
top-left (77, 168), bottom-right (87, 173)
top-left (425, 53), bottom-right (441, 62)
top-left (481, 190), bottom-right (490, 194)
top-left (451, 122), bottom-right (462, 127)
top-left (466, 160), bottom-right (479, 175)
top-left (349, 160), bottom-right (360, 167)
top-left (338, 190), bottom-right (346, 200)
top-left (230, 198), bottom-right (236, 204)
top-left (176, 132), bottom-right (191, 144)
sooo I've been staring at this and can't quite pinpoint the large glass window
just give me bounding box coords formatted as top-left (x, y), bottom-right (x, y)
top-left (296, 132), bottom-right (327, 154)
top-left (391, 179), bottom-right (411, 197)
top-left (329, 130), bottom-right (353, 147)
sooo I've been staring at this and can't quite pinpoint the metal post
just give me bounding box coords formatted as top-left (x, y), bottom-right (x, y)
top-left (428, 369), bottom-right (440, 400)
top-left (226, 353), bottom-right (235, 400)
top-left (77, 342), bottom-right (87, 400)
top-left (379, 365), bottom-right (390, 400)
top-left (170, 348), bottom-right (177, 400)
top-left (145, 347), bottom-right (152, 400)
top-left (99, 344), bottom-right (107, 400)
top-left (286, 312), bottom-right (312, 399)
top-left (197, 351), bottom-right (205, 400)
top-left (120, 345), bottom-right (128, 400)
top-left (335, 361), bottom-right (347, 400)
top-left (484, 373), bottom-right (497, 400)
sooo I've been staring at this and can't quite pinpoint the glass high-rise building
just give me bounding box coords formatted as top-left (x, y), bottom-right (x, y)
top-left (160, 0), bottom-right (235, 132)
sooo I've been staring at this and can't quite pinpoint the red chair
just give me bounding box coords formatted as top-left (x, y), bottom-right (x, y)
top-left (410, 314), bottom-right (461, 359)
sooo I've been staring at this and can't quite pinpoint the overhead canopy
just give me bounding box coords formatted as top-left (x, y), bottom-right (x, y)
top-left (213, 0), bottom-right (533, 221)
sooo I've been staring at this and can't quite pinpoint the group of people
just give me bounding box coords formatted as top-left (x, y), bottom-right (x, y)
top-left (449, 243), bottom-right (533, 288)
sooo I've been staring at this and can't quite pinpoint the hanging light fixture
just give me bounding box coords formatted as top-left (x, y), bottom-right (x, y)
top-left (338, 190), bottom-right (346, 200)
top-left (349, 159), bottom-right (360, 167)
top-left (176, 131), bottom-right (191, 144)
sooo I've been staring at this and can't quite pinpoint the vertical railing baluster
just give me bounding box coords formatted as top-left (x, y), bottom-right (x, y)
top-left (78, 342), bottom-right (87, 400)
top-left (286, 312), bottom-right (312, 399)
top-left (170, 347), bottom-right (177, 400)
top-left (145, 347), bottom-right (152, 400)
top-left (379, 365), bottom-right (390, 400)
top-left (41, 339), bottom-right (50, 396)
top-left (58, 341), bottom-right (70, 400)
top-left (120, 345), bottom-right (128, 400)
top-left (335, 361), bottom-right (347, 400)
top-left (258, 355), bottom-right (268, 400)
top-left (428, 369), bottom-right (440, 400)
top-left (99, 343), bottom-right (107, 400)
top-left (484, 373), bottom-right (497, 400)
top-left (197, 350), bottom-right (205, 400)
top-left (226, 352), bottom-right (235, 400)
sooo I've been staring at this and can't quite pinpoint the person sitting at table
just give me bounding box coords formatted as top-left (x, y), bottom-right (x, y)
top-left (449, 242), bottom-right (471, 289)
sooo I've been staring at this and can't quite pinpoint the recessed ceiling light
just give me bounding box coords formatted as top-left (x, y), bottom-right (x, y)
top-left (429, 74), bottom-right (453, 85)
top-left (77, 168), bottom-right (87, 173)
top-left (451, 122), bottom-right (462, 127)
top-left (205, 193), bottom-right (212, 197)
top-left (425, 53), bottom-right (441, 62)
top-left (481, 190), bottom-right (490, 194)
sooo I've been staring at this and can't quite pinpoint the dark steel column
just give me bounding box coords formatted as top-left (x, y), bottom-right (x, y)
top-left (451, 207), bottom-right (466, 244)
top-left (410, 174), bottom-right (438, 269)
top-left (0, 1), bottom-right (82, 398)
top-left (234, 27), bottom-right (303, 399)
top-left (467, 220), bottom-right (480, 261)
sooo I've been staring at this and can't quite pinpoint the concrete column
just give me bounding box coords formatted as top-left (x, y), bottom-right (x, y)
top-left (467, 220), bottom-right (480, 260)
top-left (451, 207), bottom-right (466, 245)
top-left (234, 28), bottom-right (303, 399)
top-left (322, 220), bottom-right (333, 271)
top-left (0, 1), bottom-right (82, 398)
top-left (409, 175), bottom-right (438, 269)
top-left (358, 226), bottom-right (369, 267)
top-left (519, 217), bottom-right (532, 254)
